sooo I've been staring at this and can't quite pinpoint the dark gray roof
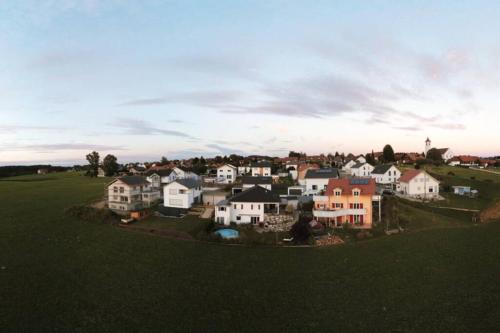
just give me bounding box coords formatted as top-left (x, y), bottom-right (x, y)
top-left (304, 168), bottom-right (340, 179)
top-left (225, 185), bottom-right (280, 203)
top-left (113, 175), bottom-right (150, 186)
top-left (174, 178), bottom-right (201, 189)
top-left (250, 161), bottom-right (271, 168)
top-left (372, 164), bottom-right (396, 175)
top-left (351, 162), bottom-right (365, 169)
top-left (146, 169), bottom-right (173, 177)
top-left (239, 176), bottom-right (272, 185)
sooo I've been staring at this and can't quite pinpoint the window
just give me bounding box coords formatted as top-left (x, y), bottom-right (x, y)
top-left (240, 204), bottom-right (243, 209)
top-left (236, 216), bottom-right (241, 221)
top-left (353, 191), bottom-right (360, 196)
top-left (251, 204), bottom-right (254, 210)
top-left (227, 175), bottom-right (232, 179)
top-left (312, 185), bottom-right (317, 190)
top-left (119, 187), bottom-right (124, 193)
top-left (113, 186), bottom-right (118, 193)
top-left (335, 191), bottom-right (341, 196)
top-left (251, 216), bottom-right (259, 224)
top-left (219, 207), bottom-right (226, 211)
top-left (258, 205), bottom-right (261, 209)
top-left (233, 204), bottom-right (237, 209)
top-left (429, 187), bottom-right (434, 193)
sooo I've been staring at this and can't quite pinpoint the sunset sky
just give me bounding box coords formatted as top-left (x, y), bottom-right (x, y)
top-left (1, 0), bottom-right (500, 165)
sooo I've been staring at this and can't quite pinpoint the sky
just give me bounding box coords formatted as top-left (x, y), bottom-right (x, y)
top-left (1, 0), bottom-right (500, 165)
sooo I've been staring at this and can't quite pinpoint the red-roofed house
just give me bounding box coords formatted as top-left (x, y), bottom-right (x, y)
top-left (399, 169), bottom-right (440, 198)
top-left (312, 178), bottom-right (376, 228)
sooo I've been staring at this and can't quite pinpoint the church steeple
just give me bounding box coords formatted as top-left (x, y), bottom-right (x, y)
top-left (425, 137), bottom-right (431, 156)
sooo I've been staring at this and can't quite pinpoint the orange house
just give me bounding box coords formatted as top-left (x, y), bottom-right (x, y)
top-left (312, 178), bottom-right (376, 229)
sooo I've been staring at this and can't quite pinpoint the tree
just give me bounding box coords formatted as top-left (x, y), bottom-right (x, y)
top-left (426, 148), bottom-right (443, 164)
top-left (102, 154), bottom-right (119, 177)
top-left (366, 150), bottom-right (376, 165)
top-left (160, 156), bottom-right (168, 164)
top-left (382, 144), bottom-right (395, 162)
top-left (85, 151), bottom-right (100, 177)
top-left (290, 216), bottom-right (312, 244)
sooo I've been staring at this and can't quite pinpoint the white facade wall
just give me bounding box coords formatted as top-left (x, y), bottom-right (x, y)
top-left (217, 165), bottom-right (237, 184)
top-left (163, 182), bottom-right (201, 209)
top-left (442, 149), bottom-right (454, 161)
top-left (304, 178), bottom-right (329, 195)
top-left (371, 166), bottom-right (401, 184)
top-left (251, 167), bottom-right (271, 176)
top-left (400, 174), bottom-right (440, 197)
top-left (343, 160), bottom-right (356, 171)
top-left (108, 180), bottom-right (155, 211)
top-left (356, 156), bottom-right (367, 163)
top-left (215, 202), bottom-right (266, 225)
top-left (242, 183), bottom-right (272, 190)
top-left (351, 164), bottom-right (374, 177)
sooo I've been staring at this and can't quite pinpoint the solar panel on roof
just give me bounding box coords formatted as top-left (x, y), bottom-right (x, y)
top-left (350, 178), bottom-right (369, 185)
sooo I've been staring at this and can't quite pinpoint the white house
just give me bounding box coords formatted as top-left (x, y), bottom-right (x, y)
top-left (399, 169), bottom-right (440, 198)
top-left (237, 165), bottom-right (251, 175)
top-left (217, 164), bottom-right (238, 184)
top-left (146, 169), bottom-right (176, 190)
top-left (371, 164), bottom-right (401, 184)
top-left (163, 178), bottom-right (202, 209)
top-left (355, 155), bottom-right (366, 164)
top-left (351, 162), bottom-right (374, 177)
top-left (250, 161), bottom-right (272, 176)
top-left (343, 159), bottom-right (357, 172)
top-left (239, 176), bottom-right (273, 190)
top-left (302, 168), bottom-right (340, 195)
top-left (215, 186), bottom-right (280, 225)
top-left (173, 167), bottom-right (200, 180)
top-left (107, 176), bottom-right (160, 213)
top-left (285, 161), bottom-right (299, 180)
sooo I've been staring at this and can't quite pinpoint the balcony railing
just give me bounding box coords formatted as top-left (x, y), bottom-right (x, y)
top-left (313, 208), bottom-right (366, 218)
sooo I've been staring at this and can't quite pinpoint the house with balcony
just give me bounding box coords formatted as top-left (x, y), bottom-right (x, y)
top-left (312, 178), bottom-right (376, 228)
top-left (217, 164), bottom-right (238, 184)
top-left (163, 178), bottom-right (202, 209)
top-left (250, 161), bottom-right (272, 176)
top-left (301, 168), bottom-right (340, 195)
top-left (215, 185), bottom-right (280, 225)
top-left (107, 176), bottom-right (160, 214)
top-left (371, 164), bottom-right (401, 184)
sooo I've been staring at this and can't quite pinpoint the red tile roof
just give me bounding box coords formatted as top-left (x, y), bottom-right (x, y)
top-left (399, 169), bottom-right (422, 183)
top-left (325, 178), bottom-right (376, 196)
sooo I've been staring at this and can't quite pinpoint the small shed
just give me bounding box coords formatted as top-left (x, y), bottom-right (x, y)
top-left (452, 186), bottom-right (471, 196)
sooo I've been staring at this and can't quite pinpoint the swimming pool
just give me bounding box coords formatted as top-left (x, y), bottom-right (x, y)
top-left (214, 228), bottom-right (239, 239)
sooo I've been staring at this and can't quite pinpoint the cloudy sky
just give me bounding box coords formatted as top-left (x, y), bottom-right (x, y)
top-left (1, 0), bottom-right (500, 165)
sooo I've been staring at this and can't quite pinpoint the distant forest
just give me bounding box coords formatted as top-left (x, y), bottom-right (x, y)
top-left (0, 165), bottom-right (72, 178)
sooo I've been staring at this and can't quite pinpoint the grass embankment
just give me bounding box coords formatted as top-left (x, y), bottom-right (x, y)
top-left (1, 172), bottom-right (500, 332)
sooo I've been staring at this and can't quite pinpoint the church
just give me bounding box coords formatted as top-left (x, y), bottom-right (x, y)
top-left (425, 137), bottom-right (454, 161)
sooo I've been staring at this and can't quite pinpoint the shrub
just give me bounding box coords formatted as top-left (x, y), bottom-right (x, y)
top-left (290, 217), bottom-right (312, 244)
top-left (470, 176), bottom-right (476, 180)
top-left (64, 205), bottom-right (119, 224)
top-left (447, 171), bottom-right (455, 176)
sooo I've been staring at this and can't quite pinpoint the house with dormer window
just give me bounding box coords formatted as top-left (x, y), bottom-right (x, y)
top-left (312, 178), bottom-right (376, 228)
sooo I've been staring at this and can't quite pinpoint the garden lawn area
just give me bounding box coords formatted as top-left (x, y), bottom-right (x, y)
top-left (1, 172), bottom-right (500, 332)
top-left (134, 215), bottom-right (208, 238)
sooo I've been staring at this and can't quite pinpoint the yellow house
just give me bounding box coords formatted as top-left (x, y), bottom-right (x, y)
top-left (312, 178), bottom-right (376, 229)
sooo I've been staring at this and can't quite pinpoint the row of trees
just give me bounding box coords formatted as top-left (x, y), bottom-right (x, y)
top-left (85, 151), bottom-right (119, 177)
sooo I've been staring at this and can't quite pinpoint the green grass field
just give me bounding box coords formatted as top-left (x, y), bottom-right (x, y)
top-left (1, 172), bottom-right (500, 332)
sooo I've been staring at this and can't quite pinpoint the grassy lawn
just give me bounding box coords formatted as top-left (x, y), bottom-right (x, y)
top-left (2, 172), bottom-right (500, 332)
top-left (135, 214), bottom-right (209, 237)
